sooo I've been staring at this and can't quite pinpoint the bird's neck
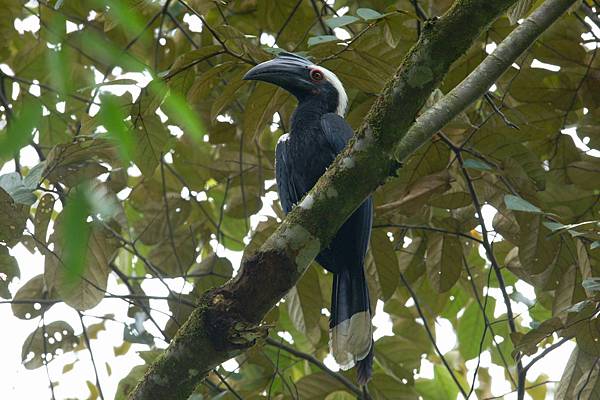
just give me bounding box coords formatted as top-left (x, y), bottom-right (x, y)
top-left (291, 98), bottom-right (331, 131)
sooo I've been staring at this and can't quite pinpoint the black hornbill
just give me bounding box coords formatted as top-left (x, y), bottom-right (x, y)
top-left (244, 52), bottom-right (374, 384)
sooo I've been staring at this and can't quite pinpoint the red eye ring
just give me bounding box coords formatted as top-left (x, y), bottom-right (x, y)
top-left (310, 69), bottom-right (324, 82)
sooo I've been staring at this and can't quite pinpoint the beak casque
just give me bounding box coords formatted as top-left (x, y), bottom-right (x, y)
top-left (243, 52), bottom-right (314, 89)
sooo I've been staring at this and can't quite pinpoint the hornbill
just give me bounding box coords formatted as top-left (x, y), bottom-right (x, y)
top-left (244, 52), bottom-right (374, 384)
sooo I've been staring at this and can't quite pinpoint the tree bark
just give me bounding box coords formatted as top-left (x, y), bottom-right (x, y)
top-left (127, 0), bottom-right (561, 398)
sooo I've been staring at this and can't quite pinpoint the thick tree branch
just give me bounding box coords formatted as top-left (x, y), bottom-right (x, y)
top-left (394, 0), bottom-right (578, 162)
top-left (126, 0), bottom-right (578, 398)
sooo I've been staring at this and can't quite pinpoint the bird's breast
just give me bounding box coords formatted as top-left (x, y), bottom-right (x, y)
top-left (287, 128), bottom-right (335, 194)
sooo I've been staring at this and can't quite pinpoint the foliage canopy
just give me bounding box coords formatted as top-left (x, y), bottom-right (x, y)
top-left (1, 0), bottom-right (599, 399)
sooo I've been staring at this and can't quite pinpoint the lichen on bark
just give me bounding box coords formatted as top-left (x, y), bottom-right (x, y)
top-left (128, 1), bottom-right (520, 399)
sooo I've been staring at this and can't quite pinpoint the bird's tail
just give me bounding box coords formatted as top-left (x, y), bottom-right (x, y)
top-left (329, 268), bottom-right (373, 385)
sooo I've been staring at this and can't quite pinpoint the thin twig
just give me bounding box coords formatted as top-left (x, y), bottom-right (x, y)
top-left (374, 223), bottom-right (483, 244)
top-left (78, 312), bottom-right (105, 400)
top-left (276, 0), bottom-right (304, 42)
top-left (265, 337), bottom-right (363, 397)
top-left (41, 315), bottom-right (57, 400)
top-left (439, 134), bottom-right (526, 398)
top-left (399, 273), bottom-right (468, 398)
top-left (214, 370), bottom-right (244, 400)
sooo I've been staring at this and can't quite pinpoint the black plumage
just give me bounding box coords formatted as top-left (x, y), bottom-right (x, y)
top-left (244, 52), bottom-right (373, 384)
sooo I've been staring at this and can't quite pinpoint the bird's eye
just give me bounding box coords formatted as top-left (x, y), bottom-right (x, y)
top-left (310, 69), bottom-right (324, 82)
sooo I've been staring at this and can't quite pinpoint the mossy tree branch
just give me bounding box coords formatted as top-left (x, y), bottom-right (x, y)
top-left (126, 0), bottom-right (572, 398)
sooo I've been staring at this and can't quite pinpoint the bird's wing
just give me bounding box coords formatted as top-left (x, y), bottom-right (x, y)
top-left (275, 134), bottom-right (296, 214)
top-left (317, 112), bottom-right (372, 272)
top-left (320, 112), bottom-right (354, 154)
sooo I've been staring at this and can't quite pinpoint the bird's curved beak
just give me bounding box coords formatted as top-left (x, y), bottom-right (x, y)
top-left (243, 56), bottom-right (312, 95)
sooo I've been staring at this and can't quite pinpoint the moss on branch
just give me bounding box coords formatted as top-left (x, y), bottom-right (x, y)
top-left (129, 1), bottom-right (520, 398)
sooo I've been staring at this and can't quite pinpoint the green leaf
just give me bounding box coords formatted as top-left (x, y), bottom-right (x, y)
top-left (60, 187), bottom-right (93, 297)
top-left (243, 85), bottom-right (289, 141)
top-left (457, 298), bottom-right (495, 360)
top-left (576, 317), bottom-right (600, 356)
top-left (325, 16), bottom-right (360, 29)
top-left (507, 0), bottom-right (534, 25)
top-left (517, 213), bottom-right (559, 274)
top-left (556, 346), bottom-right (600, 399)
top-left (115, 365), bottom-right (149, 400)
top-left (131, 114), bottom-right (169, 176)
top-left (553, 265), bottom-right (585, 316)
top-left (98, 94), bottom-right (135, 163)
top-left (513, 317), bottom-right (564, 355)
top-left (296, 372), bottom-right (347, 399)
top-left (582, 278), bottom-right (600, 293)
top-left (147, 230), bottom-right (196, 277)
top-left (356, 8), bottom-right (384, 20)
top-left (0, 245), bottom-right (19, 299)
top-left (0, 172), bottom-right (36, 205)
top-left (22, 162), bottom-right (46, 190)
top-left (427, 191), bottom-right (472, 209)
top-left (285, 266), bottom-right (323, 343)
top-left (11, 274), bottom-right (56, 319)
top-left (159, 80), bottom-right (205, 141)
top-left (100, 0), bottom-right (146, 38)
top-left (463, 158), bottom-right (493, 171)
top-left (567, 161), bottom-right (600, 191)
top-left (46, 215), bottom-right (119, 311)
top-left (21, 321), bottom-right (78, 369)
top-left (426, 234), bottom-right (462, 293)
top-left (124, 323), bottom-right (155, 345)
top-left (370, 230), bottom-right (399, 300)
top-left (375, 329), bottom-right (430, 382)
top-left (416, 365), bottom-right (462, 400)
top-left (308, 35), bottom-right (339, 46)
top-left (504, 194), bottom-right (542, 213)
top-left (62, 361), bottom-right (76, 374)
top-left (210, 68), bottom-right (248, 120)
top-left (0, 187), bottom-right (29, 246)
top-left (190, 254), bottom-right (233, 293)
top-left (33, 194), bottom-right (55, 245)
top-left (0, 99), bottom-right (42, 160)
top-left (43, 138), bottom-right (115, 187)
top-left (370, 373), bottom-right (419, 399)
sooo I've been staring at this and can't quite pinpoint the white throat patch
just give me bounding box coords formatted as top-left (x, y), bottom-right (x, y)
top-left (312, 65), bottom-right (348, 117)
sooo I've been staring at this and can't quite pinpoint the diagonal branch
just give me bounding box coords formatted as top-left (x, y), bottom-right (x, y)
top-left (394, 0), bottom-right (578, 162)
top-left (265, 337), bottom-right (363, 397)
top-left (400, 272), bottom-right (468, 398)
top-left (126, 1), bottom-right (580, 398)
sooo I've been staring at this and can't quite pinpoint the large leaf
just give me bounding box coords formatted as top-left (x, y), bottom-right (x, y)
top-left (0, 244), bottom-right (19, 299)
top-left (131, 113), bottom-right (171, 176)
top-left (457, 298), bottom-right (496, 360)
top-left (426, 233), bottom-right (462, 293)
top-left (0, 187), bottom-right (29, 246)
top-left (370, 230), bottom-right (399, 300)
top-left (285, 265), bottom-right (323, 343)
top-left (556, 346), bottom-right (600, 399)
top-left (33, 193), bottom-right (55, 245)
top-left (369, 373), bottom-right (419, 399)
top-left (11, 274), bottom-right (56, 319)
top-left (416, 365), bottom-right (463, 400)
top-left (243, 85), bottom-right (289, 140)
top-left (43, 138), bottom-right (116, 187)
top-left (45, 223), bottom-right (119, 311)
top-left (0, 171), bottom-right (37, 205)
top-left (517, 213), bottom-right (560, 275)
top-left (21, 321), bottom-right (78, 369)
top-left (296, 372), bottom-right (347, 399)
top-left (506, 0), bottom-right (533, 24)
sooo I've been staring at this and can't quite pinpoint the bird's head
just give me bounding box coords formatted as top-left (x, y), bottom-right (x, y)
top-left (243, 52), bottom-right (347, 116)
